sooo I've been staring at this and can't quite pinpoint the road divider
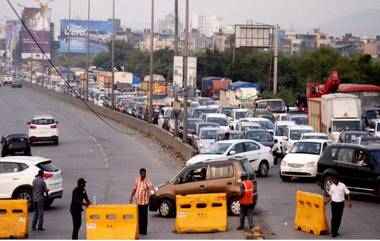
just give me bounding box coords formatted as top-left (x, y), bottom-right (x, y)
top-left (0, 200), bottom-right (29, 239)
top-left (175, 193), bottom-right (227, 233)
top-left (294, 191), bottom-right (329, 235)
top-left (24, 82), bottom-right (197, 161)
top-left (86, 204), bottom-right (139, 240)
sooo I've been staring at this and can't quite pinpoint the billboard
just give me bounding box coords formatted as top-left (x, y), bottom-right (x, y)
top-left (235, 24), bottom-right (274, 48)
top-left (20, 7), bottom-right (51, 59)
top-left (173, 56), bottom-right (197, 88)
top-left (59, 20), bottom-right (112, 54)
top-left (5, 20), bottom-right (22, 58)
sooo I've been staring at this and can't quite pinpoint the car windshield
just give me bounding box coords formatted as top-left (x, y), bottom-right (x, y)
top-left (200, 130), bottom-right (218, 139)
top-left (302, 135), bottom-right (328, 140)
top-left (246, 131), bottom-right (273, 142)
top-left (257, 100), bottom-right (285, 112)
top-left (235, 111), bottom-right (247, 120)
top-left (291, 116), bottom-right (308, 125)
top-left (366, 110), bottom-right (380, 120)
top-left (369, 150), bottom-right (380, 167)
top-left (203, 142), bottom-right (232, 154)
top-left (275, 125), bottom-right (287, 136)
top-left (332, 121), bottom-right (361, 132)
top-left (259, 120), bottom-right (274, 129)
top-left (193, 109), bottom-right (217, 118)
top-left (188, 121), bottom-right (200, 131)
top-left (242, 126), bottom-right (260, 132)
top-left (377, 124), bottom-right (380, 132)
top-left (36, 160), bottom-right (59, 172)
top-left (217, 133), bottom-right (243, 141)
top-left (345, 133), bottom-right (370, 143)
top-left (207, 117), bottom-right (228, 126)
top-left (290, 142), bottom-right (321, 155)
top-left (290, 130), bottom-right (313, 140)
top-left (222, 108), bottom-right (233, 117)
top-left (32, 118), bottom-right (55, 125)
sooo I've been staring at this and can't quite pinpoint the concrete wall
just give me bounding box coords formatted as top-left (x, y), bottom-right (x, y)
top-left (25, 83), bottom-right (196, 161)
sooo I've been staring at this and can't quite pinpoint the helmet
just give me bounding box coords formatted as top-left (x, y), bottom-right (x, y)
top-left (240, 172), bottom-right (248, 178)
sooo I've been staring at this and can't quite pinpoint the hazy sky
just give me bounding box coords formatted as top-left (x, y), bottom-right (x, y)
top-left (3, 0), bottom-right (380, 34)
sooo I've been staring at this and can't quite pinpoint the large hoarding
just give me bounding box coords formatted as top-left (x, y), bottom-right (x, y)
top-left (59, 20), bottom-right (112, 54)
top-left (5, 20), bottom-right (22, 58)
top-left (20, 7), bottom-right (51, 60)
top-left (173, 56), bottom-right (197, 88)
top-left (235, 24), bottom-right (274, 48)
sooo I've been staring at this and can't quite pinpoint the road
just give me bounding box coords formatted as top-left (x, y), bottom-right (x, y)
top-left (1, 85), bottom-right (379, 239)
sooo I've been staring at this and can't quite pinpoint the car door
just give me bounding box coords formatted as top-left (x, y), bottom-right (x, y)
top-left (174, 166), bottom-right (208, 196)
top-left (350, 150), bottom-right (378, 193)
top-left (227, 142), bottom-right (245, 158)
top-left (333, 147), bottom-right (357, 187)
top-left (0, 162), bottom-right (24, 198)
top-left (207, 163), bottom-right (235, 194)
top-left (243, 141), bottom-right (262, 170)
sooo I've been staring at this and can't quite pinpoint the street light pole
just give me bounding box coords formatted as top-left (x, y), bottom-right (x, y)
top-left (148, 0), bottom-right (154, 123)
top-left (68, 0), bottom-right (71, 81)
top-left (173, 0), bottom-right (179, 137)
top-left (86, 0), bottom-right (90, 101)
top-left (111, 0), bottom-right (115, 109)
top-left (182, 0), bottom-right (189, 143)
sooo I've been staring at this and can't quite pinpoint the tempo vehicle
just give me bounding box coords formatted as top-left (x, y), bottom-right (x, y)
top-left (28, 115), bottom-right (59, 145)
top-left (0, 156), bottom-right (63, 209)
top-left (149, 157), bottom-right (258, 217)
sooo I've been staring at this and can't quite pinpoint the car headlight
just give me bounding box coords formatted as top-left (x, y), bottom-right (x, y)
top-left (305, 162), bottom-right (314, 168)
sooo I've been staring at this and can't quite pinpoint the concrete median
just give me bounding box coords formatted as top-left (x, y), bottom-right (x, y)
top-left (24, 82), bottom-right (196, 161)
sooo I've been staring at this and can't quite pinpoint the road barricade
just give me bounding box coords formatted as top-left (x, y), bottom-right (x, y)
top-left (175, 193), bottom-right (227, 233)
top-left (86, 204), bottom-right (138, 240)
top-left (294, 191), bottom-right (329, 235)
top-left (0, 200), bottom-right (28, 239)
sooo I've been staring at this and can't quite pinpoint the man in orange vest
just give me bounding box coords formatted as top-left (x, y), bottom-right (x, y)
top-left (237, 172), bottom-right (254, 231)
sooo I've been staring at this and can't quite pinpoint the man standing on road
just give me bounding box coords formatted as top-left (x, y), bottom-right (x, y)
top-left (325, 175), bottom-right (352, 237)
top-left (70, 178), bottom-right (91, 240)
top-left (32, 170), bottom-right (49, 231)
top-left (237, 172), bottom-right (254, 231)
top-left (223, 132), bottom-right (230, 140)
top-left (130, 168), bottom-right (154, 235)
top-left (271, 139), bottom-right (282, 165)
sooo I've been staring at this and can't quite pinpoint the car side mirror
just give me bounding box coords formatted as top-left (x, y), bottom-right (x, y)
top-left (229, 150), bottom-right (236, 155)
top-left (368, 128), bottom-right (375, 133)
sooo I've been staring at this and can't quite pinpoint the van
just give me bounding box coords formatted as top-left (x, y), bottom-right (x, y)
top-left (149, 157), bottom-right (258, 217)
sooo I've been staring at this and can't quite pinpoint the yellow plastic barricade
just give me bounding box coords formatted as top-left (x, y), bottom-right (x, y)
top-left (86, 204), bottom-right (138, 240)
top-left (175, 193), bottom-right (227, 233)
top-left (0, 200), bottom-right (28, 239)
top-left (294, 191), bottom-right (329, 235)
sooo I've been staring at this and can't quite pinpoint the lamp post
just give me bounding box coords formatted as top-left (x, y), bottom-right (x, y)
top-left (148, 0), bottom-right (154, 123)
top-left (111, 0), bottom-right (115, 109)
top-left (68, 0), bottom-right (71, 81)
top-left (86, 0), bottom-right (90, 101)
top-left (182, 0), bottom-right (189, 143)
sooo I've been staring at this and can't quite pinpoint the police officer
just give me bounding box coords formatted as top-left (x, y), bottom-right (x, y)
top-left (237, 172), bottom-right (254, 231)
top-left (70, 178), bottom-right (91, 240)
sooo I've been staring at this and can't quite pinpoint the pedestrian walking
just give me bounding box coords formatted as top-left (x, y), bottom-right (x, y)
top-left (70, 178), bottom-right (91, 240)
top-left (237, 172), bottom-right (254, 231)
top-left (271, 139), bottom-right (282, 165)
top-left (325, 175), bottom-right (352, 237)
top-left (32, 169), bottom-right (49, 231)
top-left (130, 168), bottom-right (154, 235)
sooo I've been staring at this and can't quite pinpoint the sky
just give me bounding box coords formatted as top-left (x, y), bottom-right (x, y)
top-left (2, 0), bottom-right (380, 36)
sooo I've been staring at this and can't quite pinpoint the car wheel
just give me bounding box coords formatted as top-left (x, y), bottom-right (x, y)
top-left (258, 161), bottom-right (269, 177)
top-left (228, 196), bottom-right (240, 216)
top-left (159, 199), bottom-right (174, 218)
top-left (323, 175), bottom-right (334, 193)
top-left (44, 198), bottom-right (54, 208)
top-left (280, 173), bottom-right (292, 182)
top-left (13, 188), bottom-right (33, 211)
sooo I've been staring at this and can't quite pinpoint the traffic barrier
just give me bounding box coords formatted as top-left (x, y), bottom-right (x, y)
top-left (175, 193), bottom-right (227, 233)
top-left (294, 191), bottom-right (329, 235)
top-left (86, 204), bottom-right (138, 240)
top-left (0, 200), bottom-right (28, 239)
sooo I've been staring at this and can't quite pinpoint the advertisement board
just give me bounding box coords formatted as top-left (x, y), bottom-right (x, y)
top-left (235, 24), bottom-right (274, 48)
top-left (173, 56), bottom-right (197, 88)
top-left (20, 7), bottom-right (51, 59)
top-left (5, 20), bottom-right (22, 57)
top-left (59, 20), bottom-right (112, 54)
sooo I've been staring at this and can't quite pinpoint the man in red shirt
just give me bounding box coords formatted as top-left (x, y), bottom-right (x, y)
top-left (130, 168), bottom-right (154, 235)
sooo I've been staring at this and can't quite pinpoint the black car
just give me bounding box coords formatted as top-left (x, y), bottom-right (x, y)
top-left (337, 131), bottom-right (371, 144)
top-left (1, 134), bottom-right (32, 157)
top-left (316, 144), bottom-right (380, 196)
top-left (245, 129), bottom-right (274, 148)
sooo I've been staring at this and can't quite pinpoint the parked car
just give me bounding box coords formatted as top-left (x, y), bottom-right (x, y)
top-left (317, 144), bottom-right (380, 196)
top-left (28, 115), bottom-right (59, 145)
top-left (1, 134), bottom-right (32, 157)
top-left (245, 129), bottom-right (274, 148)
top-left (149, 157), bottom-right (258, 217)
top-left (337, 131), bottom-right (371, 144)
top-left (280, 140), bottom-right (333, 181)
top-left (0, 156), bottom-right (63, 209)
top-left (186, 139), bottom-right (274, 177)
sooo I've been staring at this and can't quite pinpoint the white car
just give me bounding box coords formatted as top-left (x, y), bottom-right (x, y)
top-left (195, 127), bottom-right (220, 153)
top-left (301, 132), bottom-right (329, 140)
top-left (273, 121), bottom-right (296, 150)
top-left (186, 139), bottom-right (274, 177)
top-left (237, 117), bottom-right (274, 134)
top-left (282, 125), bottom-right (315, 153)
top-left (236, 122), bottom-right (261, 132)
top-left (28, 115), bottom-right (59, 145)
top-left (205, 113), bottom-right (230, 131)
top-left (230, 109), bottom-right (249, 130)
top-left (280, 140), bottom-right (332, 181)
top-left (0, 156), bottom-right (63, 208)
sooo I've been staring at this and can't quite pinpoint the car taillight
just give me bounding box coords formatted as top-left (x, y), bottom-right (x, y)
top-left (30, 125), bottom-right (37, 129)
top-left (44, 173), bottom-right (53, 179)
top-left (50, 124), bottom-right (57, 128)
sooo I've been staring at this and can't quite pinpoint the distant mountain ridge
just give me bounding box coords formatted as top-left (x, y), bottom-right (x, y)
top-left (319, 9), bottom-right (380, 37)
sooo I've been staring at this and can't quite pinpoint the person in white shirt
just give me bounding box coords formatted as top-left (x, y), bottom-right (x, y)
top-left (325, 175), bottom-right (352, 237)
top-left (271, 139), bottom-right (282, 165)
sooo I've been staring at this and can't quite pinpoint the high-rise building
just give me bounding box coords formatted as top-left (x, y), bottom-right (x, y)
top-left (191, 14), bottom-right (222, 37)
top-left (157, 14), bottom-right (182, 34)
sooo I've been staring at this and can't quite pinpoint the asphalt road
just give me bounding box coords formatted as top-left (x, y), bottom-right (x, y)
top-left (1, 85), bottom-right (379, 239)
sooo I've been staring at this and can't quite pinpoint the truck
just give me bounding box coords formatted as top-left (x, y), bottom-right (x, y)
top-left (308, 93), bottom-right (362, 141)
top-left (201, 77), bottom-right (231, 98)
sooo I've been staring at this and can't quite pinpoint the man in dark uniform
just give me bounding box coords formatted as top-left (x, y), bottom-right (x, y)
top-left (70, 178), bottom-right (91, 240)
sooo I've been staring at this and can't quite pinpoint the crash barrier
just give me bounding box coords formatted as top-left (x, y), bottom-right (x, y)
top-left (24, 82), bottom-right (197, 161)
top-left (176, 193), bottom-right (227, 233)
top-left (0, 200), bottom-right (28, 239)
top-left (294, 191), bottom-right (329, 235)
top-left (86, 204), bottom-right (138, 240)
